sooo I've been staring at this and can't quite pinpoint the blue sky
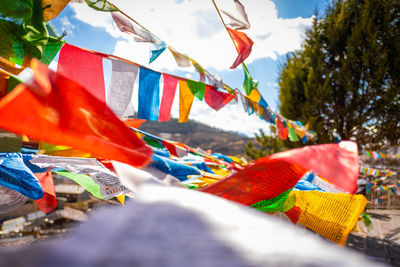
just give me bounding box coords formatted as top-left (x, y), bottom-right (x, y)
top-left (45, 0), bottom-right (328, 137)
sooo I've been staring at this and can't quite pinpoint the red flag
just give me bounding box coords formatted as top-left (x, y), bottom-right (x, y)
top-left (201, 159), bottom-right (306, 205)
top-left (58, 43), bottom-right (106, 101)
top-left (226, 27), bottom-right (254, 69)
top-left (34, 169), bottom-right (57, 214)
top-left (158, 74), bottom-right (178, 121)
top-left (204, 85), bottom-right (235, 111)
top-left (0, 59), bottom-right (153, 167)
top-left (265, 141), bottom-right (359, 193)
top-left (276, 116), bottom-right (289, 140)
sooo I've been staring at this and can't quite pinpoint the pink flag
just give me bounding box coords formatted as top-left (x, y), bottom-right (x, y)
top-left (264, 141), bottom-right (359, 193)
top-left (204, 86), bottom-right (235, 111)
top-left (158, 74), bottom-right (178, 121)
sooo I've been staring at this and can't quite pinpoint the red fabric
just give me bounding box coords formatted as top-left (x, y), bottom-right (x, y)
top-left (34, 169), bottom-right (57, 214)
top-left (204, 85), bottom-right (235, 111)
top-left (226, 27), bottom-right (254, 69)
top-left (123, 118), bottom-right (146, 129)
top-left (264, 141), bottom-right (359, 193)
top-left (159, 74), bottom-right (178, 121)
top-left (284, 205), bottom-right (301, 224)
top-left (276, 116), bottom-right (289, 140)
top-left (0, 59), bottom-right (153, 167)
top-left (57, 43), bottom-right (106, 101)
top-left (162, 140), bottom-right (178, 157)
top-left (201, 159), bottom-right (306, 206)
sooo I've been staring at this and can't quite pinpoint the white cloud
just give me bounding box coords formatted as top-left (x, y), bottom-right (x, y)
top-left (68, 0), bottom-right (312, 137)
top-left (71, 0), bottom-right (313, 71)
top-left (59, 16), bottom-right (76, 36)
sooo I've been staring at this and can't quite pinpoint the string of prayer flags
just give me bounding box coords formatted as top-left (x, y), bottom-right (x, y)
top-left (361, 149), bottom-right (400, 160)
top-left (34, 168), bottom-right (57, 213)
top-left (138, 67), bottom-right (161, 120)
top-left (204, 86), bottom-right (235, 111)
top-left (0, 59), bottom-right (153, 168)
top-left (58, 43), bottom-right (106, 101)
top-left (266, 141), bottom-right (359, 194)
top-left (178, 80), bottom-right (195, 123)
top-left (226, 27), bottom-right (254, 69)
top-left (0, 153), bottom-right (44, 199)
top-left (201, 158), bottom-right (307, 206)
top-left (219, 0), bottom-right (250, 30)
top-left (107, 59), bottom-right (138, 117)
top-left (158, 74), bottom-right (178, 122)
top-left (360, 166), bottom-right (399, 177)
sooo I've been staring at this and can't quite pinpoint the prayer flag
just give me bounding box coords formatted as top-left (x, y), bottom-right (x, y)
top-left (276, 116), bottom-right (289, 140)
top-left (227, 27), bottom-right (253, 69)
top-left (84, 0), bottom-right (118, 11)
top-left (58, 43), bottom-right (106, 101)
top-left (107, 58), bottom-right (138, 117)
top-left (0, 185), bottom-right (28, 214)
top-left (242, 63), bottom-right (258, 95)
top-left (187, 79), bottom-right (205, 100)
top-left (220, 0), bottom-right (250, 30)
top-left (0, 153), bottom-right (44, 199)
top-left (204, 86), bottom-right (235, 111)
top-left (158, 74), bottom-right (178, 122)
top-left (178, 80), bottom-right (194, 123)
top-left (266, 141), bottom-right (359, 193)
top-left (201, 158), bottom-right (306, 206)
top-left (0, 59), bottom-right (153, 167)
top-left (168, 46), bottom-right (192, 67)
top-left (138, 67), bottom-right (161, 121)
top-left (293, 191), bottom-right (367, 246)
top-left (149, 41), bottom-right (166, 63)
top-left (42, 0), bottom-right (71, 21)
top-left (34, 169), bottom-right (57, 213)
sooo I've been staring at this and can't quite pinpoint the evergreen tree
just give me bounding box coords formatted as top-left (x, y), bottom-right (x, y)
top-left (279, 0), bottom-right (400, 147)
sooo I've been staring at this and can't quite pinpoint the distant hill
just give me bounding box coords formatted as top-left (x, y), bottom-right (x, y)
top-left (139, 119), bottom-right (253, 157)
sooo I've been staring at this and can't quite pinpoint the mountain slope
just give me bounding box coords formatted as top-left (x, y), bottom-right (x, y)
top-left (139, 119), bottom-right (253, 156)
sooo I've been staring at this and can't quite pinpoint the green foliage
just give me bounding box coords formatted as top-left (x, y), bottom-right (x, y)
top-left (245, 127), bottom-right (286, 160)
top-left (278, 0), bottom-right (400, 147)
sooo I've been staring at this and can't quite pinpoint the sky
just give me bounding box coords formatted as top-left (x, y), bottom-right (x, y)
top-left (35, 0), bottom-right (328, 137)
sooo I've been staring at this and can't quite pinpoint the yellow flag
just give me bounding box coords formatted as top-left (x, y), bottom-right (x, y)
top-left (293, 191), bottom-right (367, 246)
top-left (178, 80), bottom-right (194, 123)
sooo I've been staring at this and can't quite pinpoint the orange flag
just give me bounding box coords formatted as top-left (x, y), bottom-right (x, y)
top-left (34, 169), bottom-right (57, 214)
top-left (0, 59), bottom-right (153, 167)
top-left (226, 27), bottom-right (254, 69)
top-left (265, 141), bottom-right (359, 194)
